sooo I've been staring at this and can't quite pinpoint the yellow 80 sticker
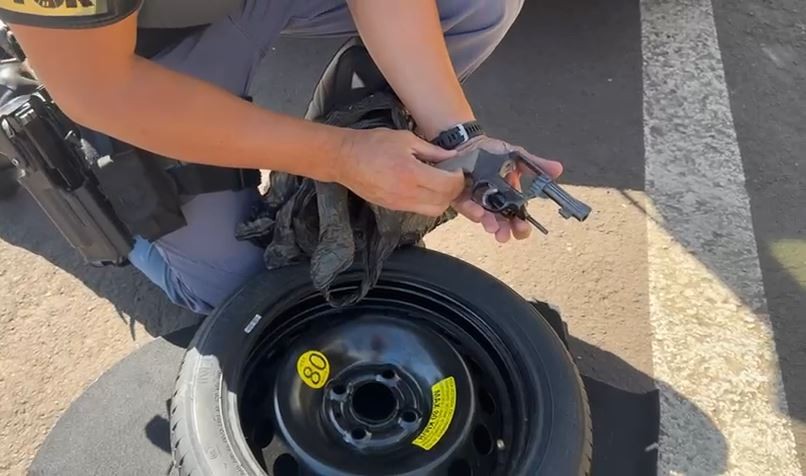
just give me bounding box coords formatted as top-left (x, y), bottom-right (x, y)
top-left (296, 350), bottom-right (330, 389)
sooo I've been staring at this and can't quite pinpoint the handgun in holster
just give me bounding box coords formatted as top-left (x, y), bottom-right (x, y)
top-left (0, 89), bottom-right (136, 266)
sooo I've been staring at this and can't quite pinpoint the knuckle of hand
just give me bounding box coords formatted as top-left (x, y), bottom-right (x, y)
top-left (393, 129), bottom-right (410, 141)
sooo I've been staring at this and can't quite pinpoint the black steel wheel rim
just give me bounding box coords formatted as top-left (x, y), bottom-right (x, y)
top-left (235, 277), bottom-right (548, 476)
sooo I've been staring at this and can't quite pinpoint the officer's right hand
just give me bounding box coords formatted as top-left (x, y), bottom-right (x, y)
top-left (334, 128), bottom-right (466, 217)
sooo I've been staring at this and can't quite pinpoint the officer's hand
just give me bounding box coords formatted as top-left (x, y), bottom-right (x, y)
top-left (452, 136), bottom-right (564, 243)
top-left (336, 128), bottom-right (465, 217)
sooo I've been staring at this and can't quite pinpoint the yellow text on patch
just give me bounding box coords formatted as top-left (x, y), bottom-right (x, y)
top-left (0, 0), bottom-right (108, 17)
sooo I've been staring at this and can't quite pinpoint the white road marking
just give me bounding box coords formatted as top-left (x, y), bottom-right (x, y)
top-left (641, 0), bottom-right (802, 474)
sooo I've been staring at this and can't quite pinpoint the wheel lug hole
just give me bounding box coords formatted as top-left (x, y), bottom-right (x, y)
top-left (380, 369), bottom-right (396, 380)
top-left (332, 384), bottom-right (347, 396)
top-left (401, 410), bottom-right (418, 423)
top-left (351, 428), bottom-right (367, 440)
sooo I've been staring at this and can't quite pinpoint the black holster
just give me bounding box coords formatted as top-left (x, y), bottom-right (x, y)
top-left (0, 91), bottom-right (134, 266)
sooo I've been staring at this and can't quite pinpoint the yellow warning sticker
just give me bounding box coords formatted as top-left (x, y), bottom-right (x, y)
top-left (412, 376), bottom-right (457, 450)
top-left (296, 350), bottom-right (330, 390)
top-left (0, 0), bottom-right (109, 17)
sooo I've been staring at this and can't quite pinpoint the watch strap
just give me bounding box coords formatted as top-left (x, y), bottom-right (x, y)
top-left (432, 121), bottom-right (484, 150)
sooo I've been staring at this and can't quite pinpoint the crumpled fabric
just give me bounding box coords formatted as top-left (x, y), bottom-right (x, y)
top-left (235, 91), bottom-right (457, 306)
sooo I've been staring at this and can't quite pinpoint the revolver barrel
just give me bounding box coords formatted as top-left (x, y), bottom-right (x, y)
top-left (527, 175), bottom-right (591, 222)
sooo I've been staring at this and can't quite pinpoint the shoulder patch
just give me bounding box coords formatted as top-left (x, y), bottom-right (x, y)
top-left (0, 0), bottom-right (108, 17)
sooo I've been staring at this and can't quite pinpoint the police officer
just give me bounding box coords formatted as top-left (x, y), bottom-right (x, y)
top-left (0, 0), bottom-right (563, 314)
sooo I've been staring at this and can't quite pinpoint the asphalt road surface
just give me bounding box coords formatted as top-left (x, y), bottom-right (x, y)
top-left (1, 0), bottom-right (804, 474)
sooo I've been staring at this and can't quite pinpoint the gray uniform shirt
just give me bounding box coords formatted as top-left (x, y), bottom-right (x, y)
top-left (0, 0), bottom-right (241, 29)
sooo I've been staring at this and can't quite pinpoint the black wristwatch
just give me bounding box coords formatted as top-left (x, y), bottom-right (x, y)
top-left (431, 121), bottom-right (484, 150)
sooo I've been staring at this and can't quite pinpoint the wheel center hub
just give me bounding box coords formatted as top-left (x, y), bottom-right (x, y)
top-left (325, 365), bottom-right (424, 452)
top-left (352, 382), bottom-right (396, 423)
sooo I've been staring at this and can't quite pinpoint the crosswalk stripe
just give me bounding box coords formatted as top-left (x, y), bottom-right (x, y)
top-left (641, 0), bottom-right (802, 474)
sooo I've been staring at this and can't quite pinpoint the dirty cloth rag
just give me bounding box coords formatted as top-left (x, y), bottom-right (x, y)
top-left (235, 92), bottom-right (456, 306)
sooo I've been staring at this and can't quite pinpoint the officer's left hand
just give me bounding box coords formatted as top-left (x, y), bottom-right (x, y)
top-left (452, 136), bottom-right (564, 243)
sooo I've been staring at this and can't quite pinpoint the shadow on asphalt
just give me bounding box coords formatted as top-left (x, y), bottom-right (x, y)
top-left (710, 0), bottom-right (806, 452)
top-left (571, 336), bottom-right (730, 475)
top-left (0, 190), bottom-right (199, 338)
top-left (534, 301), bottom-right (728, 474)
top-left (484, 0), bottom-right (806, 446)
top-left (145, 415), bottom-right (171, 455)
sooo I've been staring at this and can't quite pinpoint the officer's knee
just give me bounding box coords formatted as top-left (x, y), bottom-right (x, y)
top-left (446, 0), bottom-right (526, 37)
top-left (482, 0), bottom-right (525, 35)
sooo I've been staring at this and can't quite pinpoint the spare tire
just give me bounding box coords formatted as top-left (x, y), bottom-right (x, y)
top-left (170, 247), bottom-right (591, 476)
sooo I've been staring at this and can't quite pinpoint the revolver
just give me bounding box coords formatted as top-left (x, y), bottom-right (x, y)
top-left (437, 149), bottom-right (591, 234)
